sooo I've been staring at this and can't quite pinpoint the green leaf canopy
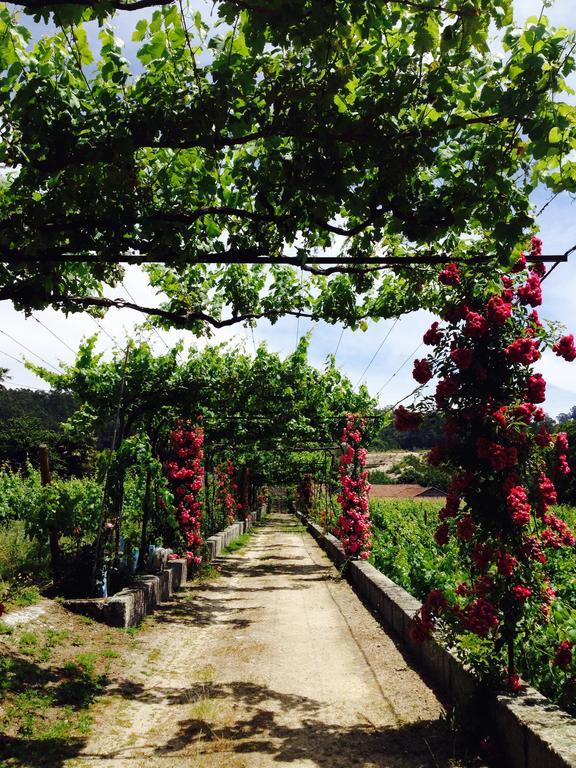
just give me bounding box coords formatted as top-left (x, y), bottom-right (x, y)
top-left (0, 1), bottom-right (575, 331)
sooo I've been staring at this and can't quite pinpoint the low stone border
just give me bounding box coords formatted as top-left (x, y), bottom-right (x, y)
top-left (63, 508), bottom-right (265, 629)
top-left (63, 557), bottom-right (188, 628)
top-left (295, 510), bottom-right (576, 768)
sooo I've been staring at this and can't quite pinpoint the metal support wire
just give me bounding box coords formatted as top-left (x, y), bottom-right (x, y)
top-left (354, 318), bottom-right (399, 388)
top-left (376, 341), bottom-right (423, 399)
top-left (0, 328), bottom-right (62, 373)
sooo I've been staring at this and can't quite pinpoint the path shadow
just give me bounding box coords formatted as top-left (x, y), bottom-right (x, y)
top-left (86, 679), bottom-right (469, 767)
top-left (153, 593), bottom-right (254, 629)
top-left (0, 736), bottom-right (86, 768)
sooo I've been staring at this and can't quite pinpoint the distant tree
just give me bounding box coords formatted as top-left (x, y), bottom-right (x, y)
top-left (370, 411), bottom-right (445, 451)
top-left (0, 388), bottom-right (85, 473)
top-left (554, 419), bottom-right (576, 504)
top-left (557, 406), bottom-right (576, 424)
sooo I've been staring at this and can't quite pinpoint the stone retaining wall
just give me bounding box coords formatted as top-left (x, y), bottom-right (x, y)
top-left (295, 509), bottom-right (576, 768)
top-left (63, 507), bottom-right (265, 629)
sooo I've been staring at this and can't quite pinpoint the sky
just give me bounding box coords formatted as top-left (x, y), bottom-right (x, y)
top-left (1, 0), bottom-right (576, 419)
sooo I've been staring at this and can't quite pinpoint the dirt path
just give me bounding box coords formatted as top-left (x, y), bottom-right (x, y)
top-left (69, 513), bottom-right (464, 768)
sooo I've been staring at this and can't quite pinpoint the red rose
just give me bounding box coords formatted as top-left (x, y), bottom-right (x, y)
top-left (464, 311), bottom-right (488, 338)
top-left (530, 236), bottom-right (543, 256)
top-left (497, 552), bottom-right (517, 576)
top-left (423, 321), bottom-right (443, 345)
top-left (504, 337), bottom-right (540, 364)
top-left (513, 253), bottom-right (527, 272)
top-left (538, 474), bottom-right (557, 506)
top-left (488, 444), bottom-right (518, 471)
top-left (435, 376), bottom-right (458, 405)
top-left (528, 310), bottom-right (542, 327)
top-left (434, 522), bottom-right (450, 546)
top-left (411, 614), bottom-right (433, 643)
top-left (486, 295), bottom-right (512, 326)
top-left (464, 598), bottom-right (499, 637)
top-left (526, 373), bottom-right (546, 403)
top-left (556, 454), bottom-right (571, 477)
top-left (507, 486), bottom-right (531, 526)
top-left (450, 347), bottom-right (474, 370)
top-left (439, 263), bottom-right (461, 286)
top-left (553, 640), bottom-right (573, 669)
top-left (553, 334), bottom-right (576, 362)
top-left (517, 272), bottom-right (542, 307)
top-left (443, 301), bottom-right (469, 322)
top-left (413, 358), bottom-right (433, 384)
top-left (394, 405), bottom-right (423, 432)
top-left (507, 671), bottom-right (523, 692)
top-left (535, 425), bottom-right (552, 446)
top-left (512, 585), bottom-right (532, 602)
top-left (457, 514), bottom-right (475, 542)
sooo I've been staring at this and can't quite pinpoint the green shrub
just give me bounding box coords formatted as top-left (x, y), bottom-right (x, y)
top-left (0, 464), bottom-right (41, 525)
top-left (369, 499), bottom-right (576, 714)
top-left (389, 455), bottom-right (451, 490)
top-left (367, 470), bottom-right (395, 484)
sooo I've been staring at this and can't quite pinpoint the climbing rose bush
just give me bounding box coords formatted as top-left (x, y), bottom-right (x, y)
top-left (335, 414), bottom-right (371, 560)
top-left (398, 239), bottom-right (576, 689)
top-left (298, 474), bottom-right (314, 516)
top-left (215, 459), bottom-right (239, 527)
top-left (165, 419), bottom-right (204, 568)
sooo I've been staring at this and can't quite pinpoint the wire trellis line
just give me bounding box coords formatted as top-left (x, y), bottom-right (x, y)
top-left (354, 318), bottom-right (399, 388)
top-left (376, 341), bottom-right (423, 399)
top-left (0, 328), bottom-right (62, 373)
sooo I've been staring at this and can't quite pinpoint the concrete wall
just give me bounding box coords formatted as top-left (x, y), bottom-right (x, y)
top-left (295, 509), bottom-right (576, 768)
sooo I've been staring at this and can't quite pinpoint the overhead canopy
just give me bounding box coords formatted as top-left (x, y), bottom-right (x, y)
top-left (1, 0), bottom-right (575, 332)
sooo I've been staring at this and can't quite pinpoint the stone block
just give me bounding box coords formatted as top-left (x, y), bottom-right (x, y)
top-left (62, 598), bottom-right (109, 623)
top-left (492, 689), bottom-right (576, 768)
top-left (207, 535), bottom-right (222, 559)
top-left (135, 575), bottom-right (160, 613)
top-left (166, 558), bottom-right (187, 589)
top-left (107, 585), bottom-right (147, 628)
top-left (158, 569), bottom-right (172, 601)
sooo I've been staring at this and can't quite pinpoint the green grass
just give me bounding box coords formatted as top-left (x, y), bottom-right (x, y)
top-left (0, 618), bottom-right (130, 768)
top-left (0, 581), bottom-right (42, 614)
top-left (222, 531), bottom-right (253, 554)
top-left (11, 585), bottom-right (41, 607)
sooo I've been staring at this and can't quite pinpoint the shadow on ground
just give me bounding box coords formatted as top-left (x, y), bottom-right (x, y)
top-left (81, 680), bottom-right (464, 767)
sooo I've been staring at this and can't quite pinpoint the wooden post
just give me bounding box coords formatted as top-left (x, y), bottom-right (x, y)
top-left (39, 444), bottom-right (52, 486)
top-left (138, 467), bottom-right (153, 571)
top-left (39, 444), bottom-right (60, 579)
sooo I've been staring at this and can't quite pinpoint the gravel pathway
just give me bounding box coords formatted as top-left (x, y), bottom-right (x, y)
top-left (70, 512), bottom-right (465, 768)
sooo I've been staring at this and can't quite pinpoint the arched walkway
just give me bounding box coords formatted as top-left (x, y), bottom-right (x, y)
top-left (75, 512), bottom-right (468, 767)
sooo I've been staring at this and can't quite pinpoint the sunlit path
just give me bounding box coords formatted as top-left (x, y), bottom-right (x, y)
top-left (72, 512), bottom-right (465, 768)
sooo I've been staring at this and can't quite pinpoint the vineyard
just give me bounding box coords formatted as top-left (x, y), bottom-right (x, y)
top-left (2, 0), bottom-right (576, 766)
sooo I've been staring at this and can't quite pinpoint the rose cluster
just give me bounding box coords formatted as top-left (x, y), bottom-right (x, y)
top-left (334, 414), bottom-right (371, 560)
top-left (215, 458), bottom-right (239, 527)
top-left (165, 419), bottom-right (205, 568)
top-left (396, 246), bottom-right (576, 689)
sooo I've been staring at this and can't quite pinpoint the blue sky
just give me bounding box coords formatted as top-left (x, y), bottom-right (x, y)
top-left (1, 0), bottom-right (576, 419)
